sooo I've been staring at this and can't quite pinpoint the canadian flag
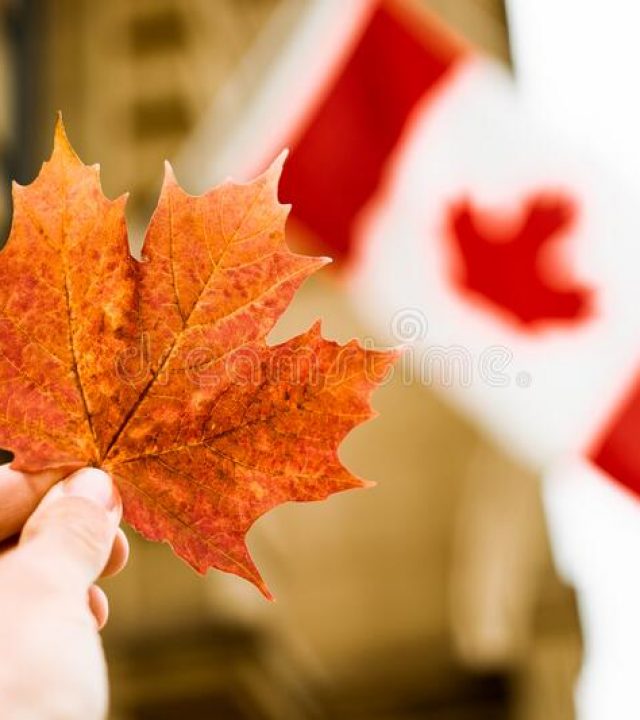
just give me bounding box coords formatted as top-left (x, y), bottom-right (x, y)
top-left (193, 1), bottom-right (640, 717)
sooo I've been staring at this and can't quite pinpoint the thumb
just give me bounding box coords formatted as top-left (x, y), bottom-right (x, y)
top-left (18, 468), bottom-right (121, 589)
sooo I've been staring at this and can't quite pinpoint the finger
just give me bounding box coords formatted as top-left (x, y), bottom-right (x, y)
top-left (101, 528), bottom-right (129, 578)
top-left (18, 468), bottom-right (121, 590)
top-left (5, 526), bottom-right (130, 573)
top-left (0, 465), bottom-right (66, 541)
top-left (88, 584), bottom-right (109, 630)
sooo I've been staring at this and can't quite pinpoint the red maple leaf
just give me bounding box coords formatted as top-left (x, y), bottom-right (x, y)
top-left (446, 192), bottom-right (593, 328)
top-left (0, 119), bottom-right (397, 597)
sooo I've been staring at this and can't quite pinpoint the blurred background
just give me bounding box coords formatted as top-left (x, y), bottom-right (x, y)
top-left (0, 1), bottom-right (586, 719)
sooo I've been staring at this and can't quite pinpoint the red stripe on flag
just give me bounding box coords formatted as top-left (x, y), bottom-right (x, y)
top-left (590, 376), bottom-right (640, 497)
top-left (280, 0), bottom-right (466, 262)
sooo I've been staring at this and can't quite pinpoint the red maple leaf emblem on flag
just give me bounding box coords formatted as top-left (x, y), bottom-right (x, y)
top-left (446, 192), bottom-right (593, 329)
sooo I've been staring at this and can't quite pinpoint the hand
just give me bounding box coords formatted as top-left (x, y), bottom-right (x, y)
top-left (0, 465), bottom-right (129, 720)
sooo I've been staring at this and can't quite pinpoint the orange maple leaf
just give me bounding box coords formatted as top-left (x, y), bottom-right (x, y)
top-left (0, 119), bottom-right (397, 597)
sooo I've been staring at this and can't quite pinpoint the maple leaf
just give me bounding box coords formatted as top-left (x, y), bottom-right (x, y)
top-left (447, 192), bottom-right (593, 328)
top-left (0, 119), bottom-right (397, 597)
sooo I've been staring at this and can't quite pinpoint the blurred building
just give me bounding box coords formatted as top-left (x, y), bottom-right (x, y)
top-left (0, 1), bottom-right (581, 718)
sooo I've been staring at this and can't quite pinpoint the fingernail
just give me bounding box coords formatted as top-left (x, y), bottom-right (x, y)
top-left (64, 468), bottom-right (118, 511)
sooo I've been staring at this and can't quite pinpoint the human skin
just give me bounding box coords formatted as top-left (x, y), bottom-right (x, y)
top-left (0, 465), bottom-right (129, 720)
